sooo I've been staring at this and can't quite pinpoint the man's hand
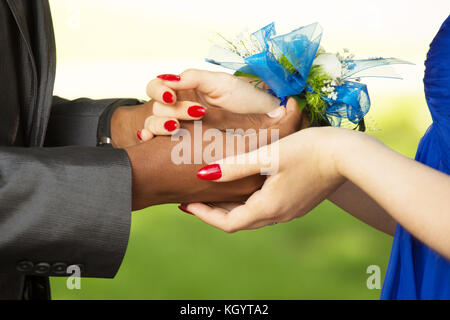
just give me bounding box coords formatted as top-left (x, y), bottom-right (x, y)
top-left (110, 102), bottom-right (152, 148)
top-left (125, 101), bottom-right (303, 211)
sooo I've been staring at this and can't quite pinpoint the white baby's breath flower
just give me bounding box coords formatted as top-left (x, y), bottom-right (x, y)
top-left (328, 92), bottom-right (338, 100)
top-left (313, 53), bottom-right (343, 80)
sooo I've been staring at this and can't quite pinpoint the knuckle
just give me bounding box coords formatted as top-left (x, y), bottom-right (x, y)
top-left (250, 200), bottom-right (277, 220)
top-left (144, 115), bottom-right (155, 129)
top-left (245, 114), bottom-right (264, 128)
top-left (223, 224), bottom-right (238, 234)
top-left (152, 102), bottom-right (163, 114)
top-left (146, 78), bottom-right (159, 95)
top-left (223, 227), bottom-right (234, 234)
top-left (181, 68), bottom-right (199, 78)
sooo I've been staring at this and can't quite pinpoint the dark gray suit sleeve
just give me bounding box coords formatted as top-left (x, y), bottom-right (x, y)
top-left (45, 96), bottom-right (141, 147)
top-left (0, 145), bottom-right (132, 278)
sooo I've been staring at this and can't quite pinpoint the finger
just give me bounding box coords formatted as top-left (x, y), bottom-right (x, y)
top-left (196, 141), bottom-right (278, 182)
top-left (137, 128), bottom-right (154, 142)
top-left (207, 202), bottom-right (242, 211)
top-left (275, 98), bottom-right (303, 136)
top-left (159, 69), bottom-right (281, 114)
top-left (146, 78), bottom-right (177, 105)
top-left (186, 202), bottom-right (270, 233)
top-left (153, 101), bottom-right (206, 120)
top-left (180, 70), bottom-right (280, 114)
top-left (206, 106), bottom-right (286, 132)
top-left (158, 69), bottom-right (227, 94)
top-left (143, 115), bottom-right (180, 137)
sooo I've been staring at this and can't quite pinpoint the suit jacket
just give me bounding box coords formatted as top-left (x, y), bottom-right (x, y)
top-left (0, 0), bottom-right (137, 299)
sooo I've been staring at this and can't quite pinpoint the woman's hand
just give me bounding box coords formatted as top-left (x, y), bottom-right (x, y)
top-left (138, 69), bottom-right (284, 141)
top-left (181, 99), bottom-right (347, 232)
top-left (182, 109), bottom-right (450, 259)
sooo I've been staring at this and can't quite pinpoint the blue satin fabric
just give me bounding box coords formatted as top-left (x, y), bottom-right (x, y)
top-left (381, 15), bottom-right (450, 300)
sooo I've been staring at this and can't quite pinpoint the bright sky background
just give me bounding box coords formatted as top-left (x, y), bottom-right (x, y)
top-left (49, 0), bottom-right (449, 130)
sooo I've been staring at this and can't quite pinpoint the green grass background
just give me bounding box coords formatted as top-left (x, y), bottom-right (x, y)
top-left (50, 94), bottom-right (431, 300)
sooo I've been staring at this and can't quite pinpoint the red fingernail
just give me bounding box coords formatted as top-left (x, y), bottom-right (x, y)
top-left (157, 74), bottom-right (181, 81)
top-left (178, 204), bottom-right (194, 215)
top-left (163, 91), bottom-right (174, 104)
top-left (164, 120), bottom-right (178, 132)
top-left (197, 164), bottom-right (222, 181)
top-left (137, 130), bottom-right (143, 141)
top-left (188, 105), bottom-right (206, 118)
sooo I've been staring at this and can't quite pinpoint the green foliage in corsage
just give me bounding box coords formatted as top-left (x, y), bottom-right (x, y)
top-left (303, 65), bottom-right (333, 126)
top-left (277, 52), bottom-right (298, 75)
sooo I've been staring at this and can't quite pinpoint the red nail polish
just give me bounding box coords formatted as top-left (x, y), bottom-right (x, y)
top-left (164, 120), bottom-right (178, 132)
top-left (163, 91), bottom-right (174, 104)
top-left (157, 74), bottom-right (181, 81)
top-left (178, 204), bottom-right (194, 215)
top-left (137, 130), bottom-right (143, 141)
top-left (197, 164), bottom-right (222, 181)
top-left (188, 105), bottom-right (206, 118)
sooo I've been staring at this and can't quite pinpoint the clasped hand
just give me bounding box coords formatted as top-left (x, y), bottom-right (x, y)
top-left (110, 69), bottom-right (304, 211)
top-left (134, 69), bottom-right (349, 234)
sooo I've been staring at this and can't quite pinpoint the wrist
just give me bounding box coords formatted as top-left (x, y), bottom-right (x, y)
top-left (111, 101), bottom-right (153, 148)
top-left (124, 144), bottom-right (157, 210)
top-left (330, 128), bottom-right (368, 181)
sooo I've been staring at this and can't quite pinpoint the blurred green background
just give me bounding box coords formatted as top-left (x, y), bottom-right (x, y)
top-left (50, 94), bottom-right (431, 300)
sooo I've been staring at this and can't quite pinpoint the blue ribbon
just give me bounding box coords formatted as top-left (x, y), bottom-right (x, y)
top-left (324, 81), bottom-right (370, 126)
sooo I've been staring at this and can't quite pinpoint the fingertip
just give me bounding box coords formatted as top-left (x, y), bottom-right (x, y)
top-left (140, 128), bottom-right (153, 141)
top-left (162, 91), bottom-right (175, 104)
top-left (157, 74), bottom-right (181, 81)
top-left (187, 105), bottom-right (206, 119)
top-left (184, 203), bottom-right (210, 217)
top-left (178, 204), bottom-right (194, 215)
top-left (196, 164), bottom-right (223, 181)
top-left (164, 119), bottom-right (179, 133)
top-left (266, 106), bottom-right (286, 119)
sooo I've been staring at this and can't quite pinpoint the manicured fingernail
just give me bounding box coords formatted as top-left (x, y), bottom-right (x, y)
top-left (178, 204), bottom-right (194, 215)
top-left (188, 105), bottom-right (206, 118)
top-left (164, 120), bottom-right (178, 132)
top-left (157, 74), bottom-right (181, 81)
top-left (163, 91), bottom-right (174, 104)
top-left (267, 107), bottom-right (284, 118)
top-left (197, 164), bottom-right (222, 181)
top-left (137, 130), bottom-right (143, 141)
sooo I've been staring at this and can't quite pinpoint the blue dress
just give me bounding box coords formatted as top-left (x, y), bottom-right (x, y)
top-left (381, 15), bottom-right (450, 300)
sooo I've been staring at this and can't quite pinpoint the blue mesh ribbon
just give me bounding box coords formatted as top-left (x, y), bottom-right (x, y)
top-left (324, 81), bottom-right (370, 126)
top-left (207, 22), bottom-right (322, 98)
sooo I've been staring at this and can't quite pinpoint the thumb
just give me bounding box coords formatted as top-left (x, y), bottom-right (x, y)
top-left (196, 142), bottom-right (280, 182)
